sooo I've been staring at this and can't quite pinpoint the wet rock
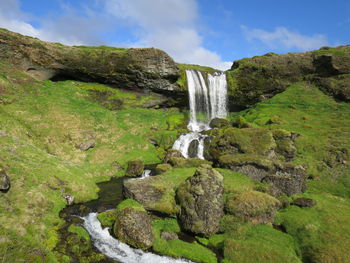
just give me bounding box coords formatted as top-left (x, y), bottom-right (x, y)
top-left (155, 163), bottom-right (172, 174)
top-left (114, 207), bottom-right (153, 249)
top-left (125, 160), bottom-right (144, 177)
top-left (63, 194), bottom-right (75, 205)
top-left (77, 139), bottom-right (96, 151)
top-left (291, 197), bottom-right (316, 208)
top-left (225, 191), bottom-right (281, 224)
top-left (161, 231), bottom-right (178, 241)
top-left (164, 149), bottom-right (184, 163)
top-left (209, 118), bottom-right (230, 128)
top-left (188, 139), bottom-right (199, 158)
top-left (0, 169), bottom-right (10, 192)
top-left (176, 166), bottom-right (224, 236)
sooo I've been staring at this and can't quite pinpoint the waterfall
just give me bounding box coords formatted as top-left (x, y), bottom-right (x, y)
top-left (82, 213), bottom-right (192, 263)
top-left (173, 69), bottom-right (228, 159)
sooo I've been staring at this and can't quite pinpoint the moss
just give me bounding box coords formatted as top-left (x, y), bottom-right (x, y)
top-left (97, 209), bottom-right (118, 228)
top-left (169, 157), bottom-right (212, 168)
top-left (67, 225), bottom-right (90, 241)
top-left (152, 218), bottom-right (217, 263)
top-left (219, 154), bottom-right (274, 169)
top-left (166, 114), bottom-right (186, 130)
top-left (116, 199), bottom-right (145, 212)
top-left (155, 163), bottom-right (172, 174)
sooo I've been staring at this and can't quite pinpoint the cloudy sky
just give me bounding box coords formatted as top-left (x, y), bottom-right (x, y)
top-left (0, 0), bottom-right (349, 70)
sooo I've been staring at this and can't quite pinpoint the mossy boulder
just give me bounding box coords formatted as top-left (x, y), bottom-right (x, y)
top-left (176, 166), bottom-right (224, 236)
top-left (291, 197), bottom-right (316, 208)
top-left (209, 118), bottom-right (230, 128)
top-left (164, 149), bottom-right (184, 163)
top-left (113, 199), bottom-right (153, 249)
top-left (125, 160), bottom-right (144, 177)
top-left (225, 191), bottom-right (281, 224)
top-left (97, 209), bottom-right (118, 228)
top-left (155, 163), bottom-right (172, 174)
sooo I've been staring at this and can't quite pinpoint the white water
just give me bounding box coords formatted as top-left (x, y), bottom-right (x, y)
top-left (173, 69), bottom-right (228, 159)
top-left (82, 213), bottom-right (192, 263)
top-left (141, 169), bottom-right (151, 179)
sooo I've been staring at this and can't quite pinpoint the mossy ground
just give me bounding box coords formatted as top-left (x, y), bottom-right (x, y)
top-left (0, 61), bottom-right (183, 262)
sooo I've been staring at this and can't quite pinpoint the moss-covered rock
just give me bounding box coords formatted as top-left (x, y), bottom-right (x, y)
top-left (225, 191), bottom-right (281, 224)
top-left (168, 157), bottom-right (212, 168)
top-left (125, 160), bottom-right (144, 177)
top-left (0, 169), bottom-right (10, 191)
top-left (176, 166), bottom-right (224, 236)
top-left (209, 118), bottom-right (230, 128)
top-left (155, 163), bottom-right (172, 174)
top-left (97, 209), bottom-right (118, 228)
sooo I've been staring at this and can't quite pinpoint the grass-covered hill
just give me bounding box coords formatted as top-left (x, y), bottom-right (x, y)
top-left (0, 28), bottom-right (350, 263)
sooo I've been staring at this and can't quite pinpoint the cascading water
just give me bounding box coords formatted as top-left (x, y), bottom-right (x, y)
top-left (173, 69), bottom-right (228, 159)
top-left (82, 213), bottom-right (192, 263)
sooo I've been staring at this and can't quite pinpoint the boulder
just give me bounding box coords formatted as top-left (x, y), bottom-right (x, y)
top-left (0, 169), bottom-right (10, 191)
top-left (225, 191), bottom-right (281, 224)
top-left (161, 231), bottom-right (178, 241)
top-left (164, 149), bottom-right (184, 163)
top-left (155, 163), bottom-right (172, 174)
top-left (123, 177), bottom-right (178, 215)
top-left (291, 197), bottom-right (316, 208)
top-left (77, 140), bottom-right (96, 151)
top-left (209, 118), bottom-right (230, 129)
top-left (168, 157), bottom-right (212, 168)
top-left (125, 160), bottom-right (144, 177)
top-left (63, 194), bottom-right (75, 205)
top-left (176, 166), bottom-right (224, 236)
top-left (113, 201), bottom-right (153, 249)
top-left (188, 139), bottom-right (199, 158)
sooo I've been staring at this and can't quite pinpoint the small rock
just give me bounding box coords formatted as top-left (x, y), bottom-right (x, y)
top-left (63, 194), bottom-right (75, 205)
top-left (0, 170), bottom-right (10, 192)
top-left (77, 139), bottom-right (96, 151)
top-left (126, 160), bottom-right (144, 177)
top-left (161, 231), bottom-right (178, 241)
top-left (291, 197), bottom-right (316, 208)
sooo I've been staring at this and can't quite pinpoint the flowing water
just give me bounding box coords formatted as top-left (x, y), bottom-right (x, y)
top-left (173, 69), bottom-right (228, 159)
top-left (82, 213), bottom-right (192, 263)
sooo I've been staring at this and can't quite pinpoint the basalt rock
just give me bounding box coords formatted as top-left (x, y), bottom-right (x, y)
top-left (291, 197), bottom-right (316, 208)
top-left (114, 206), bottom-right (153, 249)
top-left (0, 28), bottom-right (181, 95)
top-left (227, 45), bottom-right (350, 106)
top-left (0, 169), bottom-right (10, 192)
top-left (176, 166), bottom-right (224, 236)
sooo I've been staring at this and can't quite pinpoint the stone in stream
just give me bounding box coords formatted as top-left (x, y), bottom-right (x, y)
top-left (113, 200), bottom-right (153, 249)
top-left (125, 160), bottom-right (144, 177)
top-left (0, 169), bottom-right (10, 192)
top-left (176, 165), bottom-right (224, 236)
top-left (188, 139), bottom-right (199, 158)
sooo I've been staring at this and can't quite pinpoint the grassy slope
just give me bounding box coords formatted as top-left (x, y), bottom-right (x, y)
top-left (228, 82), bottom-right (350, 262)
top-left (0, 61), bottom-right (183, 262)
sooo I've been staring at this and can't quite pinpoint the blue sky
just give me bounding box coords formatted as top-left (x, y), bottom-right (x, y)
top-left (0, 0), bottom-right (349, 69)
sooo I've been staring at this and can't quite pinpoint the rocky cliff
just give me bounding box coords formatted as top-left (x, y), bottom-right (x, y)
top-left (226, 46), bottom-right (350, 107)
top-left (0, 28), bottom-right (180, 93)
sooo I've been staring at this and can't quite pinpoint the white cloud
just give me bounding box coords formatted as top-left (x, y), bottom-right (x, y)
top-left (242, 26), bottom-right (328, 51)
top-left (103, 0), bottom-right (231, 70)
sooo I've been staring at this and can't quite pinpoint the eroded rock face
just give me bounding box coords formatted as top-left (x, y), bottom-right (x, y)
top-left (176, 166), bottom-right (224, 236)
top-left (113, 207), bottom-right (153, 249)
top-left (0, 170), bottom-right (10, 191)
top-left (0, 29), bottom-right (181, 94)
top-left (209, 127), bottom-right (306, 196)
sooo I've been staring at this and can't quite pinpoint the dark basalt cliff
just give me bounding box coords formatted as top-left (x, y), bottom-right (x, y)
top-left (0, 28), bottom-right (180, 93)
top-left (227, 46), bottom-right (350, 107)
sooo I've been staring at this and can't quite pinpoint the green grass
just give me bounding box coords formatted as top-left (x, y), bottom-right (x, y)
top-left (312, 46), bottom-right (350, 57)
top-left (152, 218), bottom-right (217, 263)
top-left (0, 62), bottom-right (182, 262)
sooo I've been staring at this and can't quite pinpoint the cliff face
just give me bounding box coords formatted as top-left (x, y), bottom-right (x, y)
top-left (226, 46), bottom-right (350, 107)
top-left (0, 28), bottom-right (180, 92)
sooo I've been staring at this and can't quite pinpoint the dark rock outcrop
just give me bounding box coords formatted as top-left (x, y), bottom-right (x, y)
top-left (227, 46), bottom-right (350, 106)
top-left (208, 127), bottom-right (306, 196)
top-left (176, 166), bottom-right (224, 236)
top-left (125, 160), bottom-right (144, 177)
top-left (291, 197), bottom-right (317, 208)
top-left (0, 169), bottom-right (10, 192)
top-left (0, 28), bottom-right (181, 95)
top-left (114, 207), bottom-right (153, 249)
